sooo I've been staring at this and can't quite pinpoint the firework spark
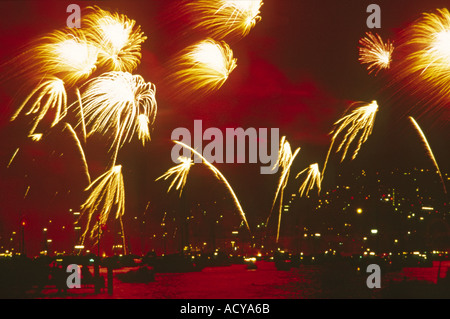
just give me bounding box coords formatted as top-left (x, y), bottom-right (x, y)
top-left (75, 71), bottom-right (157, 165)
top-left (62, 123), bottom-right (91, 185)
top-left (185, 0), bottom-right (263, 40)
top-left (29, 133), bottom-right (43, 142)
top-left (156, 156), bottom-right (194, 196)
top-left (159, 141), bottom-right (251, 232)
top-left (167, 39), bottom-right (237, 98)
top-left (11, 77), bottom-right (68, 135)
top-left (393, 8), bottom-right (450, 116)
top-left (267, 136), bottom-right (300, 243)
top-left (358, 32), bottom-right (394, 75)
top-left (7, 148), bottom-right (20, 169)
top-left (82, 6), bottom-right (147, 72)
top-left (296, 163), bottom-right (321, 197)
top-left (79, 165), bottom-right (125, 243)
top-left (322, 101), bottom-right (379, 180)
top-left (409, 117), bottom-right (447, 194)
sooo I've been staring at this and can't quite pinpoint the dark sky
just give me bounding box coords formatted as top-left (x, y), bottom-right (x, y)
top-left (0, 0), bottom-right (448, 254)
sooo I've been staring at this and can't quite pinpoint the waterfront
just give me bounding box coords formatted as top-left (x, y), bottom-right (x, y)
top-left (19, 259), bottom-right (450, 299)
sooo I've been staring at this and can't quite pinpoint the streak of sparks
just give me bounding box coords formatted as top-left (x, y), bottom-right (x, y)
top-left (160, 140), bottom-right (251, 233)
top-left (267, 136), bottom-right (300, 243)
top-left (185, 0), bottom-right (263, 40)
top-left (11, 77), bottom-right (67, 135)
top-left (75, 87), bottom-right (87, 143)
top-left (62, 123), bottom-right (91, 185)
top-left (409, 117), bottom-right (447, 194)
top-left (82, 6), bottom-right (147, 72)
top-left (7, 148), bottom-right (20, 168)
top-left (167, 39), bottom-right (237, 98)
top-left (79, 165), bottom-right (125, 243)
top-left (322, 101), bottom-right (379, 181)
top-left (156, 156), bottom-right (194, 196)
top-left (296, 163), bottom-right (322, 197)
top-left (358, 32), bottom-right (394, 75)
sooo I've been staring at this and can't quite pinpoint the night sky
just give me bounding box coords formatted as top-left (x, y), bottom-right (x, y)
top-left (0, 0), bottom-right (448, 255)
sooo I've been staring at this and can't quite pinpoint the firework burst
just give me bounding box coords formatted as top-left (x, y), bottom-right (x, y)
top-left (358, 32), bottom-right (394, 75)
top-left (184, 0), bottom-right (263, 40)
top-left (75, 71), bottom-right (157, 165)
top-left (82, 6), bottom-right (147, 72)
top-left (322, 100), bottom-right (379, 180)
top-left (393, 8), bottom-right (450, 116)
top-left (30, 29), bottom-right (99, 86)
top-left (167, 39), bottom-right (237, 98)
top-left (409, 117), bottom-right (447, 194)
top-left (296, 163), bottom-right (321, 197)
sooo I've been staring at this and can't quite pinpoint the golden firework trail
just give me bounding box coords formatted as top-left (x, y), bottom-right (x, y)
top-left (167, 39), bottom-right (237, 98)
top-left (7, 148), bottom-right (20, 168)
top-left (75, 87), bottom-right (87, 143)
top-left (358, 32), bottom-right (394, 75)
top-left (62, 123), bottom-right (91, 185)
top-left (409, 117), bottom-right (447, 194)
top-left (271, 136), bottom-right (301, 210)
top-left (82, 6), bottom-right (147, 72)
top-left (184, 0), bottom-right (263, 40)
top-left (159, 140), bottom-right (251, 232)
top-left (74, 71), bottom-right (157, 165)
top-left (322, 101), bottom-right (379, 180)
top-left (393, 8), bottom-right (450, 114)
top-left (267, 136), bottom-right (300, 243)
top-left (11, 77), bottom-right (67, 135)
top-left (156, 156), bottom-right (194, 197)
top-left (79, 165), bottom-right (125, 243)
top-left (296, 163), bottom-right (321, 197)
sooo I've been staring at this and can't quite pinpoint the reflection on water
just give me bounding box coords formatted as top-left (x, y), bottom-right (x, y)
top-left (1, 257), bottom-right (450, 299)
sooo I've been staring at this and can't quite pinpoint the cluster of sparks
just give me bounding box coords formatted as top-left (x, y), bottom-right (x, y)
top-left (166, 39), bottom-right (237, 99)
top-left (322, 101), bottom-right (379, 180)
top-left (79, 165), bottom-right (126, 251)
top-left (156, 156), bottom-right (194, 196)
top-left (82, 7), bottom-right (147, 73)
top-left (184, 0), bottom-right (263, 40)
top-left (358, 32), bottom-right (394, 75)
top-left (75, 71), bottom-right (157, 165)
top-left (296, 164), bottom-right (321, 198)
top-left (399, 9), bottom-right (450, 102)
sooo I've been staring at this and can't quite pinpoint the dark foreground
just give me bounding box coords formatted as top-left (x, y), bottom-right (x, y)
top-left (1, 253), bottom-right (450, 299)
